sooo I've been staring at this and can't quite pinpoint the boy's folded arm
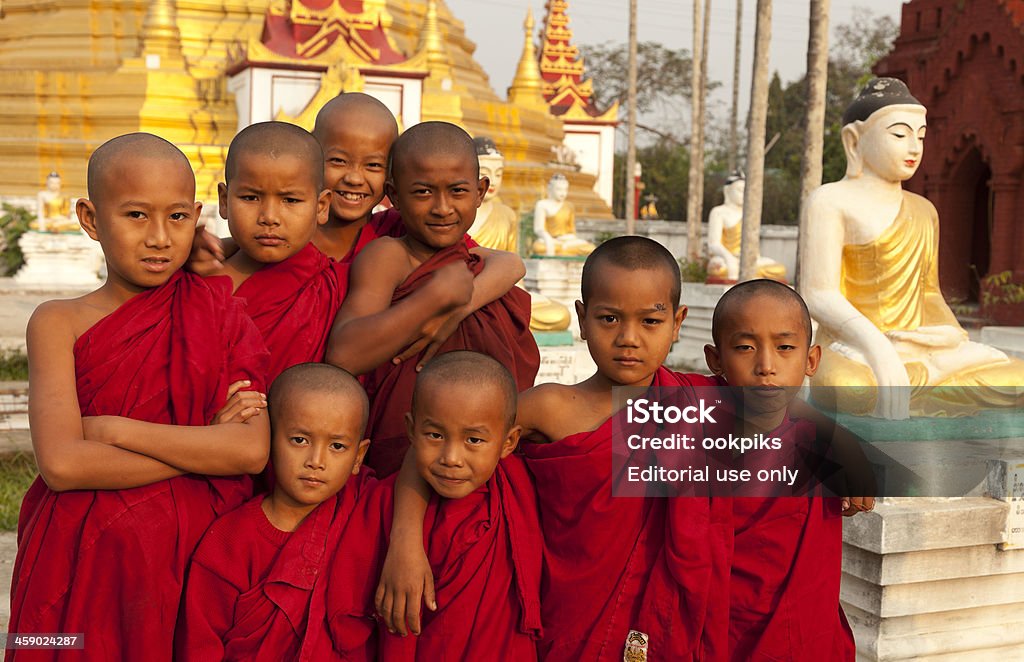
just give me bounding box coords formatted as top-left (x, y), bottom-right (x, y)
top-left (466, 246), bottom-right (525, 309)
top-left (177, 561), bottom-right (236, 659)
top-left (85, 412), bottom-right (270, 476)
top-left (326, 239), bottom-right (472, 375)
top-left (377, 449), bottom-right (434, 636)
top-left (27, 304), bottom-right (187, 492)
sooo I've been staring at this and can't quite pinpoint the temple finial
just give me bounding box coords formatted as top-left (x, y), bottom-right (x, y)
top-left (508, 8), bottom-right (545, 109)
top-left (417, 0), bottom-right (450, 72)
top-left (139, 0), bottom-right (183, 60)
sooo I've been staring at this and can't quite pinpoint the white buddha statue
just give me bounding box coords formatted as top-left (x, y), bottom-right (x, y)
top-left (530, 173), bottom-right (595, 257)
top-left (706, 173), bottom-right (786, 282)
top-left (800, 78), bottom-right (1024, 419)
top-left (470, 137), bottom-right (570, 332)
top-left (34, 172), bottom-right (77, 233)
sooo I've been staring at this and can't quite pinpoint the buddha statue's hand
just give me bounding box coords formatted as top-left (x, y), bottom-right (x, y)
top-left (865, 343), bottom-right (911, 420)
top-left (888, 325), bottom-right (966, 349)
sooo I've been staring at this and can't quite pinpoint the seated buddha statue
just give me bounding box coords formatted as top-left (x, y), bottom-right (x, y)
top-left (530, 173), bottom-right (595, 257)
top-left (471, 137), bottom-right (570, 331)
top-left (800, 78), bottom-right (1024, 419)
top-left (706, 173), bottom-right (786, 282)
top-left (34, 172), bottom-right (78, 233)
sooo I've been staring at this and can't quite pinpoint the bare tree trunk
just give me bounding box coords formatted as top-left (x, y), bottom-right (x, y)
top-left (796, 0), bottom-right (830, 287)
top-left (624, 0), bottom-right (639, 233)
top-left (685, 0), bottom-right (707, 261)
top-left (738, 0), bottom-right (771, 281)
top-left (728, 0), bottom-right (742, 172)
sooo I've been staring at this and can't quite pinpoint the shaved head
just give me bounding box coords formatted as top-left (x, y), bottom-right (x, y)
top-left (269, 363), bottom-right (369, 435)
top-left (413, 351), bottom-right (518, 428)
top-left (313, 92), bottom-right (398, 143)
top-left (581, 236), bottom-right (681, 309)
top-left (225, 121), bottom-right (324, 189)
top-left (388, 121), bottom-right (477, 183)
top-left (712, 279), bottom-right (812, 346)
top-left (87, 133), bottom-right (193, 204)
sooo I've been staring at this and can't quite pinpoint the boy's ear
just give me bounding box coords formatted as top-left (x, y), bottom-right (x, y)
top-left (704, 343), bottom-right (724, 376)
top-left (385, 180), bottom-right (399, 211)
top-left (217, 182), bottom-right (229, 219)
top-left (475, 176), bottom-right (490, 207)
top-left (404, 411), bottom-right (415, 442)
top-left (351, 438), bottom-right (371, 474)
top-left (76, 198), bottom-right (98, 240)
top-left (805, 344), bottom-right (822, 378)
top-left (501, 425), bottom-right (522, 459)
top-left (194, 201), bottom-right (203, 222)
top-left (316, 189), bottom-right (332, 226)
top-left (672, 305), bottom-right (688, 342)
top-left (574, 300), bottom-right (586, 339)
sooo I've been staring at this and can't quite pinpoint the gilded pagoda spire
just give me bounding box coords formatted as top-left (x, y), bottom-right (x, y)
top-left (416, 0), bottom-right (451, 75)
top-left (508, 9), bottom-right (546, 110)
top-left (538, 0), bottom-right (617, 121)
top-left (139, 0), bottom-right (183, 61)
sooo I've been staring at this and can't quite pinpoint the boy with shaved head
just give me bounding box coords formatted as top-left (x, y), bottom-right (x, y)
top-left (211, 120), bottom-right (346, 382)
top-left (703, 279), bottom-right (857, 661)
top-left (326, 352), bottom-right (542, 660)
top-left (178, 363), bottom-right (371, 661)
top-left (9, 133), bottom-right (270, 661)
top-left (327, 121), bottom-right (539, 477)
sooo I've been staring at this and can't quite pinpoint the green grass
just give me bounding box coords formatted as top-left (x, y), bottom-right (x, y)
top-left (0, 452), bottom-right (37, 530)
top-left (0, 349), bottom-right (28, 381)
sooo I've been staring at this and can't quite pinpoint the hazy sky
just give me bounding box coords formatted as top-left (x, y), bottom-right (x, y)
top-left (445, 0), bottom-right (905, 117)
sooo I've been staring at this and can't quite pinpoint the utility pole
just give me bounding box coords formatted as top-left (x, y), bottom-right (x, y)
top-left (624, 0), bottom-right (639, 233)
top-left (738, 0), bottom-right (771, 281)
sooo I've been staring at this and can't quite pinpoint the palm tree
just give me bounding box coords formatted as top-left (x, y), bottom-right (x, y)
top-left (625, 0), bottom-right (639, 233)
top-left (738, 0), bottom-right (771, 281)
top-left (796, 0), bottom-right (831, 287)
top-left (728, 0), bottom-right (743, 172)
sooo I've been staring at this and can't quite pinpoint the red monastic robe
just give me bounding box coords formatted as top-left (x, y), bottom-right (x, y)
top-left (361, 242), bottom-right (538, 476)
top-left (8, 271), bottom-right (269, 662)
top-left (523, 367), bottom-right (731, 661)
top-left (176, 472), bottom-right (372, 661)
top-left (233, 242), bottom-right (349, 383)
top-left (327, 456), bottom-right (543, 661)
top-left (727, 416), bottom-right (855, 661)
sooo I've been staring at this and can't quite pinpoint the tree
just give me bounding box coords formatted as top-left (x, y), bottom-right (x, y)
top-left (739, 0), bottom-right (772, 281)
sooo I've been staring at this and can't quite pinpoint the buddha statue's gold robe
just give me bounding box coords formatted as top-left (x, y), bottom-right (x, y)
top-left (708, 222), bottom-right (787, 281)
top-left (530, 201), bottom-right (595, 257)
top-left (812, 191), bottom-right (1024, 416)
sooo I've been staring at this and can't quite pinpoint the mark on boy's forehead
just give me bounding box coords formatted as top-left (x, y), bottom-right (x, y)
top-left (654, 303), bottom-right (667, 312)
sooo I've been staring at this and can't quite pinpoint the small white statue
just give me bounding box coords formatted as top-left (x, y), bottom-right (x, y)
top-left (530, 174), bottom-right (595, 257)
top-left (706, 173), bottom-right (786, 282)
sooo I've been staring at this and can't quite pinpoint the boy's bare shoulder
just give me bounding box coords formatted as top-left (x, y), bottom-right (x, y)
top-left (520, 381), bottom-right (609, 442)
top-left (28, 293), bottom-right (113, 342)
top-left (352, 236), bottom-right (413, 278)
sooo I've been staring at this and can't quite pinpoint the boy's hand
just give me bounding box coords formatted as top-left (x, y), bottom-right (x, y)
top-left (394, 304), bottom-right (471, 370)
top-left (211, 380), bottom-right (266, 425)
top-left (375, 539), bottom-right (437, 636)
top-left (187, 224), bottom-right (226, 276)
top-left (841, 496), bottom-right (875, 517)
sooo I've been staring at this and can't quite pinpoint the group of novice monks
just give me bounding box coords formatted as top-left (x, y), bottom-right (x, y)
top-left (9, 91), bottom-right (873, 661)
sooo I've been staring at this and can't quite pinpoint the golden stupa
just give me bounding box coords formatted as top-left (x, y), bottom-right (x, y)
top-left (0, 0), bottom-right (612, 218)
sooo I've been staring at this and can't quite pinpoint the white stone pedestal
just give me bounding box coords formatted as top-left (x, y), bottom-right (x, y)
top-left (14, 231), bottom-right (102, 287)
top-left (533, 330), bottom-right (596, 386)
top-left (525, 257), bottom-right (585, 339)
top-left (842, 497), bottom-right (1024, 661)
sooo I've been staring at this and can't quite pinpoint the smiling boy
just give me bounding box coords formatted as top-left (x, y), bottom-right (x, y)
top-left (326, 352), bottom-right (542, 661)
top-left (327, 121), bottom-right (539, 477)
top-left (177, 363), bottom-right (371, 661)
